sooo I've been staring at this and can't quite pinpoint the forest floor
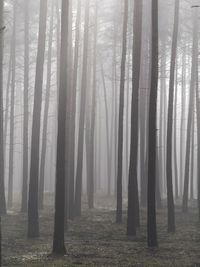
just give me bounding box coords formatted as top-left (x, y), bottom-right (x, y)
top-left (2, 195), bottom-right (200, 267)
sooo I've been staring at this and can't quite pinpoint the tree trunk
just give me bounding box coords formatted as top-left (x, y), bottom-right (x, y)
top-left (7, 1), bottom-right (16, 209)
top-left (21, 0), bottom-right (30, 213)
top-left (0, 0), bottom-right (6, 215)
top-left (147, 0), bottom-right (158, 248)
top-left (166, 0), bottom-right (179, 233)
top-left (38, 0), bottom-right (54, 210)
top-left (127, 0), bottom-right (142, 235)
top-left (116, 0), bottom-right (128, 224)
top-left (28, 0), bottom-right (47, 238)
top-left (182, 9), bottom-right (198, 213)
top-left (52, 0), bottom-right (69, 255)
top-left (68, 0), bottom-right (81, 220)
top-left (74, 0), bottom-right (90, 217)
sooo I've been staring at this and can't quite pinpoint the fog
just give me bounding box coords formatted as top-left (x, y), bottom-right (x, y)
top-left (0, 0), bottom-right (200, 266)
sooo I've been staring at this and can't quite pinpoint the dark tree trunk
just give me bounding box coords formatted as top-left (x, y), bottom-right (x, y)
top-left (52, 0), bottom-right (69, 255)
top-left (116, 0), bottom-right (128, 224)
top-left (147, 0), bottom-right (158, 248)
top-left (74, 0), bottom-right (90, 217)
top-left (28, 0), bottom-right (47, 238)
top-left (182, 9), bottom-right (198, 213)
top-left (127, 0), bottom-right (142, 235)
top-left (39, 0), bottom-right (54, 210)
top-left (21, 0), bottom-right (30, 213)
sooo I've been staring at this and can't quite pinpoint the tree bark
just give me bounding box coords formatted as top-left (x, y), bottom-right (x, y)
top-left (28, 0), bottom-right (47, 238)
top-left (147, 0), bottom-right (158, 248)
top-left (52, 0), bottom-right (69, 255)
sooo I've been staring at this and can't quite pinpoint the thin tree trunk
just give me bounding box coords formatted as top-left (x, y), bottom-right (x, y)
top-left (116, 0), bottom-right (128, 224)
top-left (68, 0), bottom-right (81, 220)
top-left (147, 0), bottom-right (158, 248)
top-left (7, 2), bottom-right (16, 209)
top-left (74, 0), bottom-right (90, 217)
top-left (21, 0), bottom-right (30, 213)
top-left (182, 9), bottom-right (198, 213)
top-left (28, 0), bottom-right (47, 238)
top-left (166, 0), bottom-right (179, 233)
top-left (39, 0), bottom-right (54, 210)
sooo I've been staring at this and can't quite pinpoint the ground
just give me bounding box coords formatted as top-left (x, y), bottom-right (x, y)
top-left (2, 196), bottom-right (200, 267)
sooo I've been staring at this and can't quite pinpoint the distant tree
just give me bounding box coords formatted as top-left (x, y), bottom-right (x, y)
top-left (87, 2), bottom-right (98, 209)
top-left (127, 0), bottom-right (142, 234)
top-left (7, 1), bottom-right (16, 209)
top-left (21, 0), bottom-right (30, 213)
top-left (39, 0), bottom-right (54, 210)
top-left (68, 0), bottom-right (81, 219)
top-left (166, 0), bottom-right (179, 233)
top-left (74, 0), bottom-right (90, 217)
top-left (116, 0), bottom-right (128, 224)
top-left (182, 8), bottom-right (198, 213)
top-left (52, 0), bottom-right (69, 255)
top-left (147, 0), bottom-right (158, 248)
top-left (28, 0), bottom-right (47, 238)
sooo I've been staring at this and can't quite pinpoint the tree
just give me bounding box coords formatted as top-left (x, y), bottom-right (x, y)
top-left (68, 0), bottom-right (81, 219)
top-left (74, 0), bottom-right (90, 217)
top-left (7, 1), bottom-right (16, 209)
top-left (28, 0), bottom-right (47, 238)
top-left (21, 0), bottom-right (30, 213)
top-left (116, 0), bottom-right (128, 223)
top-left (39, 0), bottom-right (54, 210)
top-left (0, 1), bottom-right (5, 264)
top-left (127, 0), bottom-right (142, 235)
top-left (182, 8), bottom-right (198, 213)
top-left (0, 0), bottom-right (6, 215)
top-left (147, 0), bottom-right (158, 248)
top-left (52, 0), bottom-right (69, 255)
top-left (166, 0), bottom-right (179, 233)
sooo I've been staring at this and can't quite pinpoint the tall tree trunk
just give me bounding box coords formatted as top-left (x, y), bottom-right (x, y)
top-left (28, 0), bottom-right (47, 238)
top-left (52, 0), bottom-right (69, 255)
top-left (182, 9), bottom-right (198, 213)
top-left (39, 0), bottom-right (54, 210)
top-left (116, 0), bottom-right (128, 224)
top-left (87, 2), bottom-right (98, 209)
top-left (127, 0), bottom-right (142, 235)
top-left (190, 113), bottom-right (195, 200)
top-left (68, 0), bottom-right (81, 220)
top-left (21, 0), bottom-right (30, 213)
top-left (166, 0), bottom-right (179, 233)
top-left (7, 1), bottom-right (16, 209)
top-left (180, 45), bottom-right (186, 197)
top-left (173, 65), bottom-right (178, 200)
top-left (74, 0), bottom-right (90, 217)
top-left (195, 53), bottom-right (200, 222)
top-left (147, 0), bottom-right (158, 248)
top-left (0, 0), bottom-right (6, 215)
top-left (100, 63), bottom-right (112, 196)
